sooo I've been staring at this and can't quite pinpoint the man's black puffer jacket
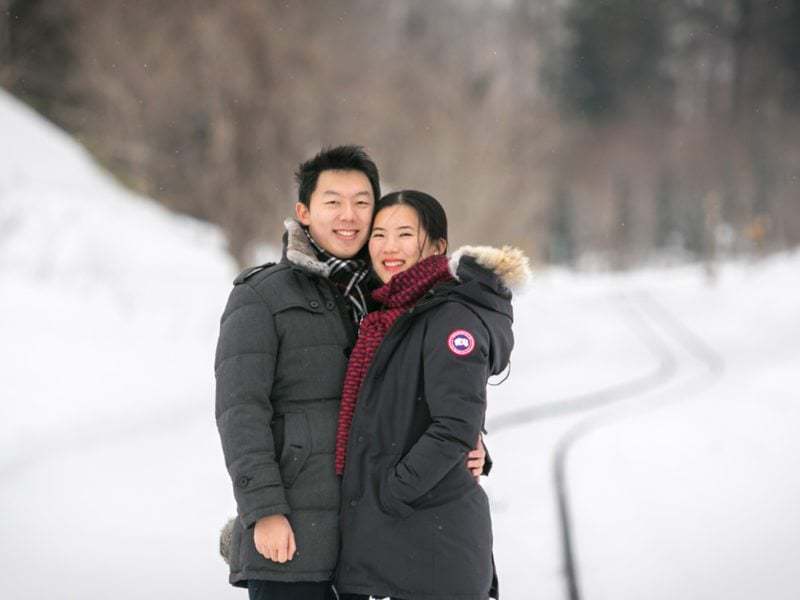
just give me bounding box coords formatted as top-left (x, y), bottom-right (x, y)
top-left (216, 219), bottom-right (371, 586)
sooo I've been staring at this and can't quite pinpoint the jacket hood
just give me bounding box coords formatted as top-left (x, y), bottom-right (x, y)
top-left (446, 245), bottom-right (530, 318)
top-left (282, 218), bottom-right (331, 277)
top-left (449, 245), bottom-right (531, 292)
top-left (443, 245), bottom-right (530, 375)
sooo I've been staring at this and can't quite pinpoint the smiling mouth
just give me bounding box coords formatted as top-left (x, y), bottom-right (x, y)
top-left (382, 260), bottom-right (405, 270)
top-left (333, 229), bottom-right (359, 241)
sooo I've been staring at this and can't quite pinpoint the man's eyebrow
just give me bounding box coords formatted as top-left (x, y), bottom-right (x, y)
top-left (321, 190), bottom-right (372, 198)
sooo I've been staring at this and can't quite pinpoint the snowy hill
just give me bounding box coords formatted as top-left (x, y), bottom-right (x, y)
top-left (0, 90), bottom-right (241, 599)
top-left (0, 89), bottom-right (237, 464)
top-left (2, 89), bottom-right (799, 600)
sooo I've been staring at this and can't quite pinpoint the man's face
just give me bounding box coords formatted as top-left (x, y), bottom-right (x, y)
top-left (295, 169), bottom-right (374, 259)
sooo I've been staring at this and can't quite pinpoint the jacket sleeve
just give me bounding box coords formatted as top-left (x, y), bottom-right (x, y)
top-left (482, 435), bottom-right (493, 476)
top-left (215, 281), bottom-right (290, 527)
top-left (384, 302), bottom-right (490, 515)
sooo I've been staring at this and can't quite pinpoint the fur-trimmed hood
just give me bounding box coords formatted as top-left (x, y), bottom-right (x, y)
top-left (448, 245), bottom-right (531, 292)
top-left (443, 244), bottom-right (530, 322)
top-left (282, 218), bottom-right (332, 277)
top-left (438, 244), bottom-right (529, 376)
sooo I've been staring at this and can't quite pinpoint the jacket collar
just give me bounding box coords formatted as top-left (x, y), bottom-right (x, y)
top-left (281, 218), bottom-right (331, 278)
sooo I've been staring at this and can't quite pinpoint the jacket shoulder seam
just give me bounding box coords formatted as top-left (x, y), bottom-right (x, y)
top-left (243, 263), bottom-right (292, 286)
top-left (235, 262), bottom-right (290, 285)
top-left (222, 300), bottom-right (270, 323)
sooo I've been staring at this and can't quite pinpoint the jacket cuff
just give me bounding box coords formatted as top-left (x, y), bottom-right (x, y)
top-left (482, 442), bottom-right (493, 476)
top-left (233, 463), bottom-right (289, 527)
top-left (240, 504), bottom-right (292, 529)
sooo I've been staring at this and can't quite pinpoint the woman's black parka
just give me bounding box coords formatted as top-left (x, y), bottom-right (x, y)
top-left (335, 246), bottom-right (528, 600)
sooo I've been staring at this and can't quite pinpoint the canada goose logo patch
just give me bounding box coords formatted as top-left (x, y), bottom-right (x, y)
top-left (448, 329), bottom-right (475, 356)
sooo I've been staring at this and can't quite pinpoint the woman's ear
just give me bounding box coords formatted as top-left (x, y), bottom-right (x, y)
top-left (435, 239), bottom-right (448, 256)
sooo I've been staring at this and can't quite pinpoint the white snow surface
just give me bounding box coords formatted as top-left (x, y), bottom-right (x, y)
top-left (484, 260), bottom-right (800, 600)
top-left (2, 89), bottom-right (800, 599)
top-left (0, 90), bottom-right (240, 599)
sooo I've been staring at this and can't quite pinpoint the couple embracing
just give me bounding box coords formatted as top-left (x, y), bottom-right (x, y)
top-left (215, 146), bottom-right (529, 600)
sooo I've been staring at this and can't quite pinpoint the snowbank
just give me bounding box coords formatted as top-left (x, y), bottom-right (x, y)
top-left (0, 89), bottom-right (236, 471)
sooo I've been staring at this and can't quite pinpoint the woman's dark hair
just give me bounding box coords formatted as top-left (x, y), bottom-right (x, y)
top-left (374, 190), bottom-right (448, 253)
top-left (294, 145), bottom-right (381, 207)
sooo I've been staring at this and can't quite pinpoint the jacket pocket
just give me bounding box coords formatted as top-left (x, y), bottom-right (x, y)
top-left (279, 412), bottom-right (312, 488)
top-left (378, 460), bottom-right (415, 519)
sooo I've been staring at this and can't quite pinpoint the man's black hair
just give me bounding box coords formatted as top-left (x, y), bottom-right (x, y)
top-left (294, 145), bottom-right (381, 207)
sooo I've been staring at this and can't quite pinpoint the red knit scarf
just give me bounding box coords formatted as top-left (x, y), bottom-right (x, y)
top-left (335, 254), bottom-right (453, 475)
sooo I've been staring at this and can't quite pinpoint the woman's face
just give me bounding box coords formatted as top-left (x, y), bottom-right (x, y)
top-left (369, 204), bottom-right (446, 283)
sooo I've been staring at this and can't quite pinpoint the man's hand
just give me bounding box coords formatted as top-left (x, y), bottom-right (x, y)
top-left (254, 514), bottom-right (297, 563)
top-left (466, 435), bottom-right (486, 480)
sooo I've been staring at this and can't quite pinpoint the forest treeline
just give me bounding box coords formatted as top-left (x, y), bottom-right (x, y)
top-left (2, 0), bottom-right (799, 267)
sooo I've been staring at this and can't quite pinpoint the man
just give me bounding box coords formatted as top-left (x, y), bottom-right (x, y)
top-left (215, 146), bottom-right (486, 600)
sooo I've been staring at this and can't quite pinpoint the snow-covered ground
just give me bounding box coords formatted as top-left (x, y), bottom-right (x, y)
top-left (2, 89), bottom-right (799, 599)
top-left (485, 261), bottom-right (800, 599)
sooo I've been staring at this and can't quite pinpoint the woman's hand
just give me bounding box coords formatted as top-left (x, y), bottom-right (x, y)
top-left (254, 514), bottom-right (297, 563)
top-left (466, 435), bottom-right (487, 480)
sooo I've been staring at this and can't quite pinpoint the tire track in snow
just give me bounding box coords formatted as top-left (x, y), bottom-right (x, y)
top-left (551, 292), bottom-right (724, 600)
top-left (487, 293), bottom-right (679, 433)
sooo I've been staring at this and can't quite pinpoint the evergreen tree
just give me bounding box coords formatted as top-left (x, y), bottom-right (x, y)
top-left (548, 187), bottom-right (577, 266)
top-left (612, 177), bottom-right (633, 268)
top-left (655, 172), bottom-right (676, 249)
top-left (774, 0), bottom-right (800, 106)
top-left (557, 0), bottom-right (672, 120)
top-left (2, 0), bottom-right (74, 114)
top-left (682, 195), bottom-right (706, 260)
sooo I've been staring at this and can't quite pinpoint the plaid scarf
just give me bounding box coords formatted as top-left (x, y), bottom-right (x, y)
top-left (302, 226), bottom-right (371, 324)
top-left (335, 254), bottom-right (454, 475)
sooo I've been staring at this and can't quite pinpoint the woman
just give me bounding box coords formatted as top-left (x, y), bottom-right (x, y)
top-left (334, 190), bottom-right (529, 600)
